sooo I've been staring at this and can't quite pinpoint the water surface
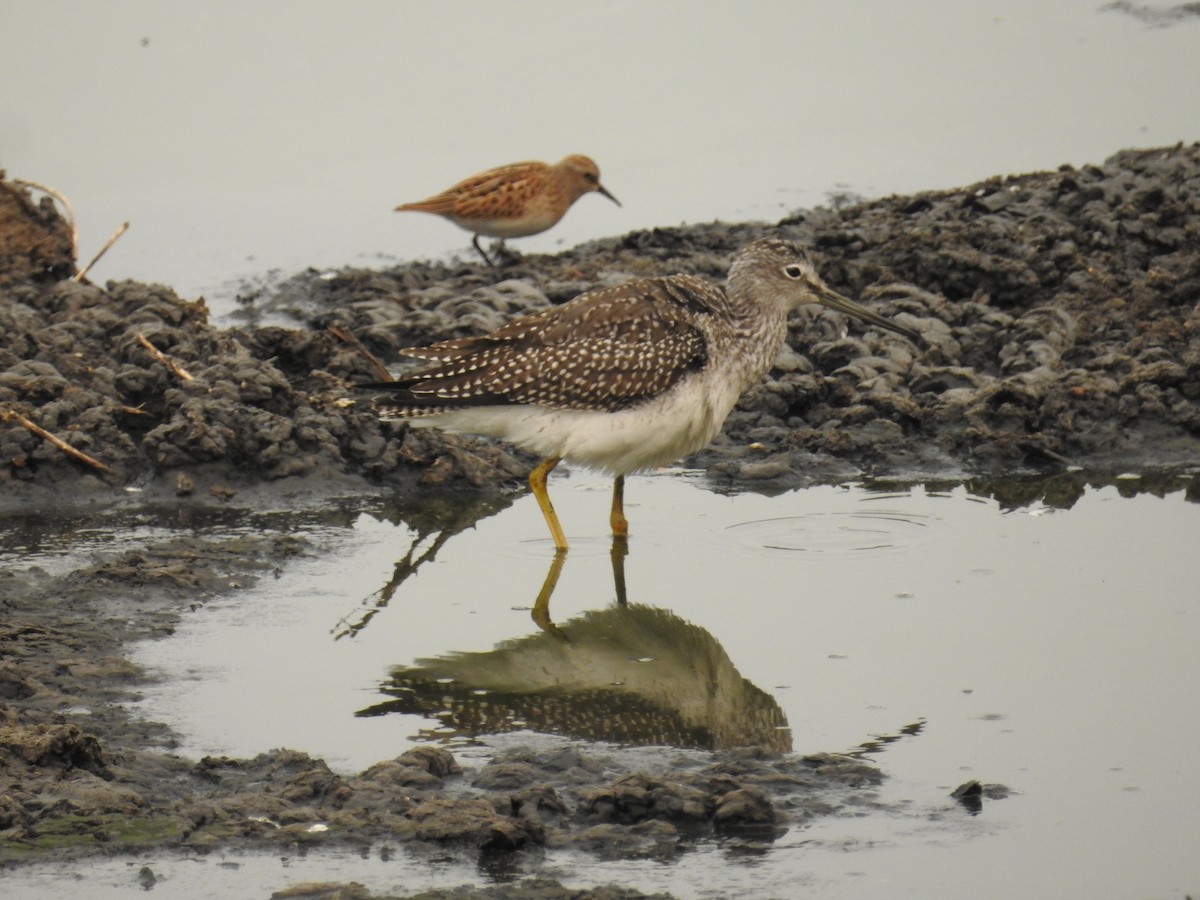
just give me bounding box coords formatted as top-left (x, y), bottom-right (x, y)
top-left (104, 471), bottom-right (1200, 898)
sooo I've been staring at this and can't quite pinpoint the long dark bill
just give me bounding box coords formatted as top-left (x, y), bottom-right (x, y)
top-left (813, 285), bottom-right (920, 342)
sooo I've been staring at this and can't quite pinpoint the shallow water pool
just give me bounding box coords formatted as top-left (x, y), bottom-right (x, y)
top-left (106, 469), bottom-right (1200, 898)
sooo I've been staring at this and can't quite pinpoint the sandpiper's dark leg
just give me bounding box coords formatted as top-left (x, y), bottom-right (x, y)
top-left (529, 457), bottom-right (568, 551)
top-left (492, 238), bottom-right (523, 266)
top-left (610, 474), bottom-right (629, 540)
top-left (471, 234), bottom-right (496, 268)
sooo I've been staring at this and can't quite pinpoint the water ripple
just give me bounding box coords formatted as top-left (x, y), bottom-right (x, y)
top-left (724, 507), bottom-right (938, 558)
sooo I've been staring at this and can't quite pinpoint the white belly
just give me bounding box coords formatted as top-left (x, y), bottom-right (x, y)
top-left (411, 375), bottom-right (743, 476)
top-left (450, 209), bottom-right (562, 239)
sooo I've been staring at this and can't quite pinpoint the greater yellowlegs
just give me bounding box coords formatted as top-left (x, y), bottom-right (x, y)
top-left (366, 238), bottom-right (920, 550)
top-left (395, 155), bottom-right (620, 267)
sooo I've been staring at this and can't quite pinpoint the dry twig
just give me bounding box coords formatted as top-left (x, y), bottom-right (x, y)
top-left (327, 325), bottom-right (394, 382)
top-left (136, 333), bottom-right (194, 380)
top-left (74, 221), bottom-right (130, 283)
top-left (1, 408), bottom-right (112, 474)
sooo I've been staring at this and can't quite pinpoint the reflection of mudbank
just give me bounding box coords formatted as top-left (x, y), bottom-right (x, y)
top-left (960, 470), bottom-right (1200, 510)
top-left (360, 602), bottom-right (791, 753)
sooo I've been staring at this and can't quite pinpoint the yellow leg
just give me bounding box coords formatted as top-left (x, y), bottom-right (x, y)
top-left (610, 474), bottom-right (629, 540)
top-left (529, 457), bottom-right (568, 551)
top-left (610, 534), bottom-right (629, 607)
top-left (530, 549), bottom-right (568, 636)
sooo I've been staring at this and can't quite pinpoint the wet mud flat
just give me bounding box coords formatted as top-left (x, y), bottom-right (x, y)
top-left (1, 145), bottom-right (1199, 896)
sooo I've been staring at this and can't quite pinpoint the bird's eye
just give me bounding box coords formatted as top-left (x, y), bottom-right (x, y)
top-left (783, 264), bottom-right (804, 279)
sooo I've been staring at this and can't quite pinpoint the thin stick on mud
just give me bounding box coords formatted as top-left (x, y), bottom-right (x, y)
top-left (136, 333), bottom-right (194, 380)
top-left (12, 178), bottom-right (78, 257)
top-left (1, 409), bottom-right (113, 474)
top-left (327, 325), bottom-right (394, 382)
top-left (74, 221), bottom-right (130, 283)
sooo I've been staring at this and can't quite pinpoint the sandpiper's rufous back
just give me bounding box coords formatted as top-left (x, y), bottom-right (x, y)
top-left (395, 154), bottom-right (620, 267)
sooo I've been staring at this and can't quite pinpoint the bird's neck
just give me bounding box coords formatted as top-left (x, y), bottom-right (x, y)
top-left (727, 287), bottom-right (793, 343)
top-left (711, 293), bottom-right (793, 391)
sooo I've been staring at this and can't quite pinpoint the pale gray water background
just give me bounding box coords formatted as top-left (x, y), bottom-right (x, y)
top-left (4, 1), bottom-right (1200, 897)
top-left (2, 1), bottom-right (1198, 314)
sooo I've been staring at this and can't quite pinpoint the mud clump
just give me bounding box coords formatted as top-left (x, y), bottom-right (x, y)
top-left (0, 710), bottom-right (878, 861)
top-left (0, 173), bottom-right (76, 288)
top-left (3, 144), bottom-right (1200, 510)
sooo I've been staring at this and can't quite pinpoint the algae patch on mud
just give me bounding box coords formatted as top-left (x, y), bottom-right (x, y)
top-left (3, 813), bottom-right (185, 858)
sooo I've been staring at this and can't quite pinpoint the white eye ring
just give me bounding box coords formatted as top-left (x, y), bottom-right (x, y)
top-left (784, 264), bottom-right (805, 279)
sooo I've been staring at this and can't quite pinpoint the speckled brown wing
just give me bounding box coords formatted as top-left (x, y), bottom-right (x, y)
top-left (380, 275), bottom-right (722, 413)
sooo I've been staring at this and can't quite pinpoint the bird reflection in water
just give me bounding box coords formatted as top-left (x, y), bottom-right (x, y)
top-left (331, 491), bottom-right (513, 641)
top-left (358, 535), bottom-right (791, 753)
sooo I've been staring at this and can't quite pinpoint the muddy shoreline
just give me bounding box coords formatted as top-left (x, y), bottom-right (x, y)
top-left (2, 146), bottom-right (1199, 897)
top-left (4, 144), bottom-right (1200, 509)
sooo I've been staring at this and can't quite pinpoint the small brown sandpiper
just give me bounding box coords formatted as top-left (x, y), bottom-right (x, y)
top-left (395, 154), bottom-right (620, 266)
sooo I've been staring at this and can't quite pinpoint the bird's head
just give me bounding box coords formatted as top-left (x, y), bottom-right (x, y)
top-left (559, 154), bottom-right (621, 207)
top-left (731, 238), bottom-right (920, 342)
